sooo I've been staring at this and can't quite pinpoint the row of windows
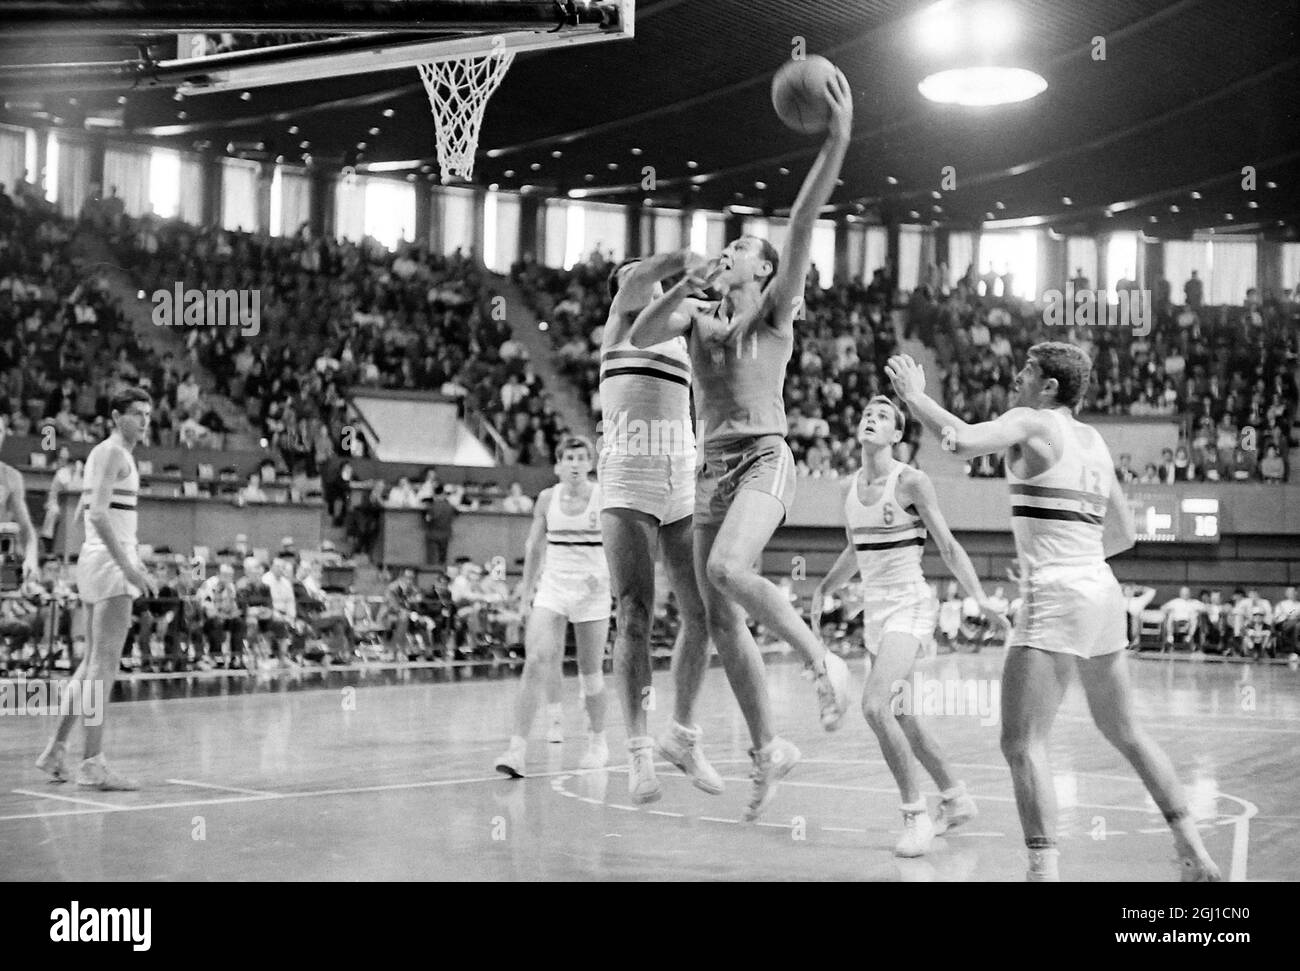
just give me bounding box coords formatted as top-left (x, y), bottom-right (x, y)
top-left (4, 124), bottom-right (1297, 296)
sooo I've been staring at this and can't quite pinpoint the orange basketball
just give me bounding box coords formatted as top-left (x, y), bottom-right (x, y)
top-left (771, 55), bottom-right (844, 134)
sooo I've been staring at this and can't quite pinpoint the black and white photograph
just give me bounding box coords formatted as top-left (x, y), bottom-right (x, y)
top-left (0, 0), bottom-right (1296, 936)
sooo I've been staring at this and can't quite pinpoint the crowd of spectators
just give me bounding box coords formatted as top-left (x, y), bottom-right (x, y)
top-left (911, 264), bottom-right (1299, 482)
top-left (0, 178), bottom-right (204, 448)
top-left (111, 210), bottom-right (571, 469)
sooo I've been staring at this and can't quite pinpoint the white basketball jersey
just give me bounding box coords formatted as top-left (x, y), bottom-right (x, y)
top-left (599, 336), bottom-right (694, 456)
top-left (1007, 410), bottom-right (1112, 572)
top-left (544, 484), bottom-right (606, 576)
top-left (81, 440), bottom-right (139, 550)
top-left (844, 464), bottom-right (927, 589)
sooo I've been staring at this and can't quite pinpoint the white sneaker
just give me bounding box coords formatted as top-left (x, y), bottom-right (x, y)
top-left (35, 740), bottom-right (68, 782)
top-left (812, 651), bottom-right (851, 731)
top-left (895, 806), bottom-right (935, 858)
top-left (656, 723), bottom-right (724, 795)
top-left (75, 755), bottom-right (139, 791)
top-left (1027, 848), bottom-right (1060, 882)
top-left (627, 740), bottom-right (661, 804)
top-left (494, 739), bottom-right (527, 779)
top-left (933, 789), bottom-right (978, 835)
top-left (579, 732), bottom-right (609, 770)
top-left (744, 737), bottom-right (800, 822)
top-left (1178, 855), bottom-right (1222, 882)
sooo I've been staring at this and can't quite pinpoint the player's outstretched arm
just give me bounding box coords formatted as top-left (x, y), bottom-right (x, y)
top-left (768, 71), bottom-right (853, 327)
top-left (628, 273), bottom-right (710, 348)
top-left (518, 487), bottom-right (551, 609)
top-left (886, 353), bottom-right (1047, 458)
top-left (615, 249), bottom-right (706, 313)
top-left (904, 469), bottom-right (1003, 628)
top-left (1102, 476), bottom-right (1137, 559)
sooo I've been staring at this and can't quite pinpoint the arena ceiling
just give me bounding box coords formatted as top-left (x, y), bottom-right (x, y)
top-left (1, 0), bottom-right (1297, 237)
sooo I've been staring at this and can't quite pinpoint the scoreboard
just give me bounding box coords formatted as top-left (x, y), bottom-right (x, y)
top-left (1127, 492), bottom-right (1221, 543)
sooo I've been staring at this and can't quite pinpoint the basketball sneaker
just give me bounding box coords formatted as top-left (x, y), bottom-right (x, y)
top-left (627, 737), bottom-right (661, 804)
top-left (656, 722), bottom-right (724, 795)
top-left (493, 737), bottom-right (527, 779)
top-left (933, 783), bottom-right (978, 835)
top-left (895, 803), bottom-right (935, 857)
top-left (76, 754), bottom-right (139, 791)
top-left (812, 651), bottom-right (851, 731)
top-left (743, 737), bottom-right (800, 822)
top-left (1026, 847), bottom-right (1060, 882)
top-left (35, 740), bottom-right (68, 782)
top-left (1178, 855), bottom-right (1222, 882)
top-left (579, 732), bottom-right (609, 770)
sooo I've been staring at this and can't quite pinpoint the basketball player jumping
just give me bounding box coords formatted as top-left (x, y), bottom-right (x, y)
top-left (812, 397), bottom-right (998, 857)
top-left (600, 252), bottom-right (723, 804)
top-left (629, 72), bottom-right (854, 821)
top-left (886, 344), bottom-right (1221, 881)
top-left (37, 388), bottom-right (158, 790)
top-left (495, 436), bottom-right (611, 777)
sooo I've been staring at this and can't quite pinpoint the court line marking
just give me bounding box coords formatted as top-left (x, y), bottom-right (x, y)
top-left (11, 789), bottom-right (124, 811)
top-left (1213, 792), bottom-right (1258, 882)
top-left (0, 768), bottom-right (579, 824)
top-left (548, 760), bottom-right (1255, 874)
top-left (1, 762), bottom-right (1259, 880)
top-left (167, 779), bottom-right (275, 796)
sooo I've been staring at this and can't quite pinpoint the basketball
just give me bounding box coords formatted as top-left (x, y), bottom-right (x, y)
top-left (771, 55), bottom-right (844, 134)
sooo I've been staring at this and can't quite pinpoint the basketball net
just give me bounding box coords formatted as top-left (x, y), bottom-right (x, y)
top-left (418, 49), bottom-right (516, 184)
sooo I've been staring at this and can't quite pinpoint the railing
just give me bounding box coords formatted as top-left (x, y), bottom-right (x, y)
top-left (343, 399), bottom-right (382, 456)
top-left (460, 398), bottom-right (512, 465)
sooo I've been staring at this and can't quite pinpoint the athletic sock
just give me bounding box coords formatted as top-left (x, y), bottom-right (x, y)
top-left (509, 734), bottom-right (527, 751)
top-left (900, 798), bottom-right (927, 815)
top-left (670, 721), bottom-right (701, 742)
top-left (626, 734), bottom-right (654, 752)
top-left (547, 702), bottom-right (563, 721)
top-left (940, 782), bottom-right (967, 802)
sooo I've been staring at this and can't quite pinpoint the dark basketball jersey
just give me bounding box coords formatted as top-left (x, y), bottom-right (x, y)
top-left (689, 298), bottom-right (792, 448)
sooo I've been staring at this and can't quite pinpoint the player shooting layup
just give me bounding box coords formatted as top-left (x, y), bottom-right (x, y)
top-left (887, 343), bottom-right (1220, 881)
top-left (629, 72), bottom-right (853, 821)
top-left (37, 388), bottom-right (158, 790)
top-left (600, 253), bottom-right (722, 804)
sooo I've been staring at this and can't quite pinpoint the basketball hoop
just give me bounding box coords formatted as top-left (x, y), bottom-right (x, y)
top-left (418, 46), bottom-right (515, 184)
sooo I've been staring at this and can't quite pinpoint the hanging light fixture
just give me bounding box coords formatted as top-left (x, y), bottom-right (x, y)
top-left (917, 1), bottom-right (1047, 107)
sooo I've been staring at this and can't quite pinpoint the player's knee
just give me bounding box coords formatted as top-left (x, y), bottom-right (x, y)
top-left (706, 553), bottom-right (748, 593)
top-left (579, 670), bottom-right (605, 697)
top-left (999, 727), bottom-right (1036, 765)
top-left (614, 592), bottom-right (651, 641)
top-left (861, 689), bottom-right (899, 729)
top-left (1095, 717), bottom-right (1141, 756)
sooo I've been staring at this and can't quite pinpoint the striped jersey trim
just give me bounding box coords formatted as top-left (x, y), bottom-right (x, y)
top-left (547, 540), bottom-right (602, 547)
top-left (855, 536), bottom-right (926, 552)
top-left (600, 365), bottom-right (689, 388)
top-left (1010, 483), bottom-right (1106, 504)
top-left (601, 348), bottom-right (690, 376)
top-left (851, 522), bottom-right (924, 536)
top-left (1011, 505), bottom-right (1104, 526)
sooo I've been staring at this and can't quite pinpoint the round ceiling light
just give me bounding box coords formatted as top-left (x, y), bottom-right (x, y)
top-left (919, 66), bottom-right (1046, 106)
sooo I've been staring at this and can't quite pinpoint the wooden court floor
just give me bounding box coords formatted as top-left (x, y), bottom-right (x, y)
top-left (1, 651), bottom-right (1296, 881)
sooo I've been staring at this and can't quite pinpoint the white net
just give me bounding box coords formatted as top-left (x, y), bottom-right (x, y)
top-left (418, 50), bottom-right (516, 184)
